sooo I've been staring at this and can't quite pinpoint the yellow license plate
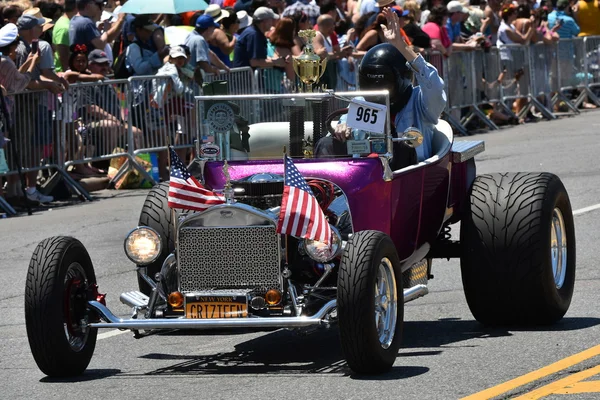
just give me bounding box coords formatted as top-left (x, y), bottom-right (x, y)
top-left (185, 295), bottom-right (248, 319)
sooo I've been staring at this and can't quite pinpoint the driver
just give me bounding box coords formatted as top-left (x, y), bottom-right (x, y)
top-left (316, 8), bottom-right (446, 168)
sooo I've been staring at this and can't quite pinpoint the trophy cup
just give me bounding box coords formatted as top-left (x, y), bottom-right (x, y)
top-left (293, 30), bottom-right (328, 93)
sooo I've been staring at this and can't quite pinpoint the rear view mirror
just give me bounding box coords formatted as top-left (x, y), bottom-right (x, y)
top-left (392, 127), bottom-right (423, 148)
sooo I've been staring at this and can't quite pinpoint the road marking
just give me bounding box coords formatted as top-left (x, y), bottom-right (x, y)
top-left (573, 203), bottom-right (600, 216)
top-left (461, 344), bottom-right (600, 400)
top-left (554, 380), bottom-right (600, 394)
top-left (97, 329), bottom-right (128, 340)
top-left (512, 365), bottom-right (600, 399)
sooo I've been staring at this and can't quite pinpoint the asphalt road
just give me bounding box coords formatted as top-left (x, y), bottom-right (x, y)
top-left (2, 111), bottom-right (600, 400)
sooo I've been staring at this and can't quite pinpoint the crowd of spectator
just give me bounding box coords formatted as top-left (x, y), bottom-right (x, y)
top-left (0, 0), bottom-right (598, 207)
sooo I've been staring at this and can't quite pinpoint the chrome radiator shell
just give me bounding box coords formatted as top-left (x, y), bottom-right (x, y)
top-left (176, 204), bottom-right (282, 293)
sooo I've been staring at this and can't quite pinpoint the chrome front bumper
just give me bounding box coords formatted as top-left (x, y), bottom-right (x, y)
top-left (87, 299), bottom-right (338, 330)
top-left (86, 284), bottom-right (428, 331)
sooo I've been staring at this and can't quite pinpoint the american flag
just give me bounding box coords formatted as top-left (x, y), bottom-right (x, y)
top-left (277, 156), bottom-right (332, 244)
top-left (168, 148), bottom-right (224, 211)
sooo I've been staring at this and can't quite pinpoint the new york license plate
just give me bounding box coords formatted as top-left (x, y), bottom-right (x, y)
top-left (185, 295), bottom-right (248, 319)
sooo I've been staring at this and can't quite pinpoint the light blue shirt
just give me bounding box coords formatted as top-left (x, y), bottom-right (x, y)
top-left (547, 11), bottom-right (580, 39)
top-left (394, 55), bottom-right (446, 161)
top-left (125, 41), bottom-right (162, 76)
top-left (185, 29), bottom-right (210, 69)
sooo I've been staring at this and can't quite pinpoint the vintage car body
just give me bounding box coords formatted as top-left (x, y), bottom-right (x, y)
top-left (24, 91), bottom-right (575, 377)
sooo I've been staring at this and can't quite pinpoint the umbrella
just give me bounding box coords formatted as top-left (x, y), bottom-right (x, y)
top-left (117, 0), bottom-right (208, 14)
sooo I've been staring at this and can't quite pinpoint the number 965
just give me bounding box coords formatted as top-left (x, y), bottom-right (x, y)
top-left (356, 106), bottom-right (378, 124)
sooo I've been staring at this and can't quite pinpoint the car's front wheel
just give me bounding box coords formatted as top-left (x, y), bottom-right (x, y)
top-left (25, 236), bottom-right (98, 377)
top-left (338, 230), bottom-right (404, 374)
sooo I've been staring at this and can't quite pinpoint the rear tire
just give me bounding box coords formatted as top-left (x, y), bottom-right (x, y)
top-left (25, 237), bottom-right (98, 377)
top-left (460, 173), bottom-right (576, 325)
top-left (137, 182), bottom-right (174, 295)
top-left (338, 230), bottom-right (404, 374)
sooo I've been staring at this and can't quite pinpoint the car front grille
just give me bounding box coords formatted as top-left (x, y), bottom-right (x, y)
top-left (177, 225), bottom-right (281, 293)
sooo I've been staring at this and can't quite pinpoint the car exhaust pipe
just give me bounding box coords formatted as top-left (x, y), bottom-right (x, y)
top-left (87, 299), bottom-right (338, 330)
top-left (403, 284), bottom-right (428, 303)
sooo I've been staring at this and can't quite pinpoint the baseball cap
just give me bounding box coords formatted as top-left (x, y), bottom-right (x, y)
top-left (253, 6), bottom-right (279, 21)
top-left (446, 1), bottom-right (469, 13)
top-left (133, 15), bottom-right (160, 32)
top-left (88, 49), bottom-right (110, 64)
top-left (205, 4), bottom-right (230, 23)
top-left (0, 23), bottom-right (18, 47)
top-left (169, 45), bottom-right (187, 59)
top-left (196, 14), bottom-right (220, 29)
top-left (16, 14), bottom-right (46, 31)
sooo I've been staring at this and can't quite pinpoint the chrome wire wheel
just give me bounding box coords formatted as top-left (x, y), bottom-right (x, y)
top-left (63, 262), bottom-right (90, 352)
top-left (551, 207), bottom-right (568, 289)
top-left (374, 257), bottom-right (398, 349)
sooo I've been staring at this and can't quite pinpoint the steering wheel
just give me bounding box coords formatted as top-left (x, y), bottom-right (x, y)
top-left (325, 108), bottom-right (349, 136)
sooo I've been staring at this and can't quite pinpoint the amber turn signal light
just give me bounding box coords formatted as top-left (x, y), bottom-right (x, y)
top-left (168, 292), bottom-right (184, 308)
top-left (265, 289), bottom-right (282, 305)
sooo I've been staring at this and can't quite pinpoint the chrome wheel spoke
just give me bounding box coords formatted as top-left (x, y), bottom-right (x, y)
top-left (551, 208), bottom-right (568, 289)
top-left (374, 258), bottom-right (397, 350)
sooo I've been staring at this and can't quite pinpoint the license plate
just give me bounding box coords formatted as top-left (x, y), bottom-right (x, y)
top-left (185, 295), bottom-right (248, 319)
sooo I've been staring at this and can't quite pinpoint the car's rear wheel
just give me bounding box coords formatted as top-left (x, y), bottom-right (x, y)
top-left (460, 173), bottom-right (576, 325)
top-left (25, 237), bottom-right (98, 377)
top-left (138, 182), bottom-right (175, 295)
top-left (338, 230), bottom-right (403, 374)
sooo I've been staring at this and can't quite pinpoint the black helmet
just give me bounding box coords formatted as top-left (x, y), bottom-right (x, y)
top-left (358, 43), bottom-right (413, 115)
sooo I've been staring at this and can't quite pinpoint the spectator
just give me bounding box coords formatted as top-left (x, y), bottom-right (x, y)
top-left (236, 10), bottom-right (253, 35)
top-left (356, 12), bottom-right (387, 52)
top-left (185, 14), bottom-right (231, 74)
top-left (268, 0), bottom-right (286, 15)
top-left (265, 17), bottom-right (299, 91)
top-left (0, 23), bottom-right (40, 205)
top-left (126, 15), bottom-right (168, 76)
top-left (233, 7), bottom-right (288, 68)
top-left (497, 4), bottom-right (535, 48)
top-left (282, 0), bottom-right (320, 25)
top-left (206, 5), bottom-right (236, 67)
top-left (534, 6), bottom-right (560, 43)
top-left (313, 14), bottom-right (351, 90)
top-left (481, 0), bottom-right (501, 44)
top-left (63, 44), bottom-right (105, 83)
top-left (420, 0), bottom-right (443, 26)
top-left (400, 1), bottom-right (432, 48)
top-left (53, 0), bottom-right (77, 72)
top-left (2, 5), bottom-right (24, 25)
top-left (575, 0), bottom-right (600, 36)
top-left (288, 10), bottom-right (311, 51)
top-left (446, 1), bottom-right (478, 51)
top-left (548, 0), bottom-right (580, 38)
top-left (422, 5), bottom-right (453, 56)
top-left (69, 0), bottom-right (125, 52)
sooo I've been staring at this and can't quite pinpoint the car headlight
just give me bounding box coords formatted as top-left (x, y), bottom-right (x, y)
top-left (303, 227), bottom-right (342, 262)
top-left (124, 227), bottom-right (162, 265)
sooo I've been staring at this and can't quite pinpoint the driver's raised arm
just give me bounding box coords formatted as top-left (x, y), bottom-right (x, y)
top-left (408, 55), bottom-right (446, 124)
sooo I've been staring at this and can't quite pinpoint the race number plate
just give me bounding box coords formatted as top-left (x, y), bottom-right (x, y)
top-left (346, 99), bottom-right (387, 134)
top-left (185, 294), bottom-right (248, 319)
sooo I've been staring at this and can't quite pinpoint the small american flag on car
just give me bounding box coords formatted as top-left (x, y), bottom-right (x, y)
top-left (168, 148), bottom-right (224, 211)
top-left (277, 155), bottom-right (332, 244)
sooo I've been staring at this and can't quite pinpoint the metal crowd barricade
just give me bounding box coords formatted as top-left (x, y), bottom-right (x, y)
top-left (498, 44), bottom-right (555, 120)
top-left (558, 37), bottom-right (600, 108)
top-left (584, 35), bottom-right (600, 102)
top-left (203, 67), bottom-right (256, 124)
top-left (0, 89), bottom-right (91, 204)
top-left (126, 75), bottom-right (198, 183)
top-left (63, 79), bottom-right (151, 187)
top-left (423, 50), bottom-right (468, 136)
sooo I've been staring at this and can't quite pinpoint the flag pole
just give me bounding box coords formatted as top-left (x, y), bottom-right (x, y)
top-left (282, 146), bottom-right (288, 265)
top-left (166, 139), bottom-right (178, 241)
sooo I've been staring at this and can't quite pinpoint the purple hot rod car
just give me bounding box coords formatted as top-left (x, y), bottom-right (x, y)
top-left (25, 91), bottom-right (576, 376)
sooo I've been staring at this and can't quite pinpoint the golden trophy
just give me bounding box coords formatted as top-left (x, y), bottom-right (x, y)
top-left (293, 30), bottom-right (327, 93)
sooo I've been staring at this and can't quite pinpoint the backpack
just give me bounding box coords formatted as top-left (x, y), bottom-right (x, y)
top-left (113, 52), bottom-right (133, 79)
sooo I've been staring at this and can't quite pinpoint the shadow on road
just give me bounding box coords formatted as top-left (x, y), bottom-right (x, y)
top-left (39, 369), bottom-right (121, 383)
top-left (60, 317), bottom-right (597, 380)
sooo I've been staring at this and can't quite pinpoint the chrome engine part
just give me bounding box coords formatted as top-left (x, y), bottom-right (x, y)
top-left (230, 173), bottom-right (284, 210)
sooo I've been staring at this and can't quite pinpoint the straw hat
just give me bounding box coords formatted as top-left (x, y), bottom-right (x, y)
top-left (23, 8), bottom-right (54, 32)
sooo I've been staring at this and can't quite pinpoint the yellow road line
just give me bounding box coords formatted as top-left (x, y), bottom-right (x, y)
top-left (461, 344), bottom-right (600, 400)
top-left (513, 364), bottom-right (600, 399)
top-left (554, 381), bottom-right (600, 395)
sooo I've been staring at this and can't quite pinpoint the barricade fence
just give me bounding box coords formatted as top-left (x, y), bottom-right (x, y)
top-left (1, 37), bottom-right (600, 212)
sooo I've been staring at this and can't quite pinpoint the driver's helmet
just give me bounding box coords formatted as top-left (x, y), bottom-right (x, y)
top-left (358, 43), bottom-right (413, 115)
